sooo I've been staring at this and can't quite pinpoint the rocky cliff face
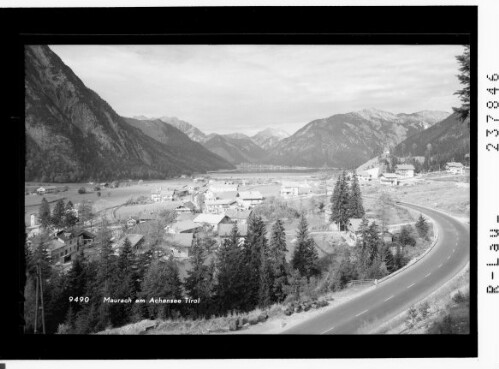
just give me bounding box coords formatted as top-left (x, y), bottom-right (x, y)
top-left (265, 108), bottom-right (451, 169)
top-left (25, 45), bottom-right (233, 182)
top-left (156, 116), bottom-right (208, 143)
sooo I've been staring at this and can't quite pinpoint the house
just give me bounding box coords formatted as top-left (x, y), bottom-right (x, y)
top-left (365, 167), bottom-right (380, 179)
top-left (357, 171), bottom-right (372, 182)
top-left (182, 201), bottom-right (197, 212)
top-left (100, 182), bottom-right (109, 188)
top-left (395, 164), bottom-right (415, 178)
top-left (208, 184), bottom-right (239, 193)
top-left (165, 219), bottom-right (203, 234)
top-left (218, 223), bottom-right (248, 247)
top-left (174, 188), bottom-right (190, 199)
top-left (280, 186), bottom-right (299, 198)
top-left (382, 231), bottom-right (394, 244)
top-left (126, 216), bottom-right (140, 228)
top-left (113, 234), bottom-right (144, 254)
top-left (193, 213), bottom-right (231, 232)
top-left (50, 229), bottom-right (97, 263)
top-left (237, 191), bottom-right (264, 209)
top-left (224, 209), bottom-right (252, 225)
top-left (175, 204), bottom-right (195, 214)
top-left (446, 162), bottom-right (465, 174)
top-left (164, 233), bottom-right (194, 258)
top-left (36, 186), bottom-right (58, 195)
top-left (380, 173), bottom-right (400, 186)
top-left (205, 198), bottom-right (238, 214)
top-left (152, 190), bottom-right (174, 202)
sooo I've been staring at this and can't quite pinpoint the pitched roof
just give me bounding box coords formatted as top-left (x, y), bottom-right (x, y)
top-left (193, 213), bottom-right (228, 225)
top-left (116, 234), bottom-right (144, 249)
top-left (182, 201), bottom-right (196, 210)
top-left (224, 209), bottom-right (252, 220)
top-left (167, 219), bottom-right (202, 233)
top-left (215, 191), bottom-right (238, 200)
top-left (381, 173), bottom-right (399, 179)
top-left (238, 191), bottom-right (263, 200)
top-left (396, 164), bottom-right (415, 171)
top-left (446, 162), bottom-right (464, 167)
top-left (165, 233), bottom-right (194, 248)
top-left (218, 223), bottom-right (248, 237)
top-left (205, 199), bottom-right (237, 206)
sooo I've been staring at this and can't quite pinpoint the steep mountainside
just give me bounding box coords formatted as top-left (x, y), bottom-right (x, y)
top-left (265, 108), bottom-right (450, 169)
top-left (157, 116), bottom-right (207, 143)
top-left (251, 128), bottom-right (290, 150)
top-left (25, 45), bottom-right (233, 182)
top-left (392, 113), bottom-right (470, 164)
top-left (123, 117), bottom-right (234, 169)
top-left (202, 134), bottom-right (267, 165)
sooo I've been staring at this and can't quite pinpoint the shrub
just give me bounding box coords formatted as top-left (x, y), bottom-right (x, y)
top-left (97, 191), bottom-right (101, 197)
top-left (418, 301), bottom-right (430, 319)
top-left (452, 290), bottom-right (467, 304)
top-left (78, 187), bottom-right (86, 194)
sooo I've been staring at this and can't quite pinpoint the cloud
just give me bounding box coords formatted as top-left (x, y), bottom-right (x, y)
top-left (50, 44), bottom-right (464, 135)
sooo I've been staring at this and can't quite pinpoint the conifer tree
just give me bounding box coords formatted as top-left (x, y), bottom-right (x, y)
top-left (113, 238), bottom-right (138, 326)
top-left (38, 197), bottom-right (51, 229)
top-left (242, 215), bottom-right (268, 310)
top-left (258, 245), bottom-right (272, 308)
top-left (292, 214), bottom-right (320, 280)
top-left (415, 214), bottom-right (429, 240)
top-left (453, 45), bottom-right (470, 123)
top-left (348, 171), bottom-right (365, 218)
top-left (330, 171), bottom-right (351, 230)
top-left (65, 250), bottom-right (87, 315)
top-left (268, 219), bottom-right (289, 303)
top-left (185, 237), bottom-right (213, 317)
top-left (51, 199), bottom-right (66, 228)
top-left (64, 201), bottom-right (78, 228)
top-left (215, 224), bottom-right (245, 313)
top-left (141, 257), bottom-right (183, 319)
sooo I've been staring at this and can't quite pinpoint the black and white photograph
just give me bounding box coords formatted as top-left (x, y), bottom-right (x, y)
top-left (23, 42), bottom-right (471, 336)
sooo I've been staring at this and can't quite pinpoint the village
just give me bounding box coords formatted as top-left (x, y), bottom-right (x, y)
top-left (24, 159), bottom-right (469, 277)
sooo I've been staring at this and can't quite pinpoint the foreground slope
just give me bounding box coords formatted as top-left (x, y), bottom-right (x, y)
top-left (25, 45), bottom-right (233, 182)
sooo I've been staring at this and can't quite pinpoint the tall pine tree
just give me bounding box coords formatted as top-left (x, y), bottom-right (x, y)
top-left (291, 214), bottom-right (320, 280)
top-left (268, 219), bottom-right (289, 303)
top-left (38, 197), bottom-right (51, 229)
top-left (185, 237), bottom-right (214, 318)
top-left (215, 223), bottom-right (245, 313)
top-left (330, 171), bottom-right (351, 231)
top-left (51, 199), bottom-right (66, 229)
top-left (348, 171), bottom-right (365, 218)
top-left (241, 215), bottom-right (268, 311)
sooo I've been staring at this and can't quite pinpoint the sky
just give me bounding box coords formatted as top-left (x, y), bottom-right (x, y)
top-left (50, 44), bottom-right (465, 136)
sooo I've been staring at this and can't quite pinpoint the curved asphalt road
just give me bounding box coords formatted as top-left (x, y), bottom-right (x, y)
top-left (282, 202), bottom-right (470, 334)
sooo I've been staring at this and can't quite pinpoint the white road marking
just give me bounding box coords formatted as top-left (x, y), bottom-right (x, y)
top-left (425, 272), bottom-right (431, 278)
top-left (321, 326), bottom-right (335, 334)
top-left (384, 295), bottom-right (394, 302)
top-left (452, 248), bottom-right (456, 254)
top-left (438, 263), bottom-right (443, 268)
top-left (355, 309), bottom-right (369, 317)
top-left (407, 283), bottom-right (415, 289)
top-left (447, 255), bottom-right (451, 260)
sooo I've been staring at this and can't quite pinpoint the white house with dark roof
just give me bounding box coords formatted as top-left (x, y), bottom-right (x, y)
top-left (193, 213), bottom-right (231, 232)
top-left (237, 191), bottom-right (264, 209)
top-left (380, 173), bottom-right (400, 186)
top-left (395, 164), bottom-right (415, 178)
top-left (445, 162), bottom-right (464, 174)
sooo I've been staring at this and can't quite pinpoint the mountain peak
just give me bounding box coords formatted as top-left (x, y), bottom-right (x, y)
top-left (354, 108), bottom-right (398, 121)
